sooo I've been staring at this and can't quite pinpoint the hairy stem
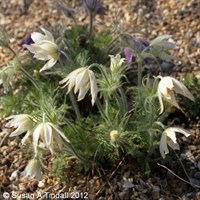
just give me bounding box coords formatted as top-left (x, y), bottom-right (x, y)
top-left (69, 91), bottom-right (81, 120)
top-left (96, 97), bottom-right (109, 122)
top-left (137, 60), bottom-right (142, 87)
top-left (113, 90), bottom-right (124, 118)
top-left (118, 87), bottom-right (128, 114)
top-left (7, 45), bottom-right (40, 90)
top-left (89, 12), bottom-right (93, 37)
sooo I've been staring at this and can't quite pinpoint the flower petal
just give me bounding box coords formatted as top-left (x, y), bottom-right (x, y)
top-left (89, 70), bottom-right (98, 105)
top-left (159, 41), bottom-right (175, 50)
top-left (40, 58), bottom-right (57, 72)
top-left (151, 35), bottom-right (172, 46)
top-left (74, 69), bottom-right (88, 93)
top-left (43, 124), bottom-right (52, 147)
top-left (172, 78), bottom-right (195, 102)
top-left (7, 114), bottom-right (33, 137)
top-left (158, 89), bottom-right (164, 114)
top-left (52, 129), bottom-right (63, 149)
top-left (23, 44), bottom-right (50, 60)
top-left (159, 134), bottom-right (169, 159)
top-left (165, 89), bottom-right (181, 110)
top-left (33, 123), bottom-right (43, 155)
top-left (160, 76), bottom-right (174, 91)
top-left (167, 140), bottom-right (180, 150)
top-left (66, 71), bottom-right (79, 92)
top-left (21, 131), bottom-right (31, 145)
top-left (165, 128), bottom-right (177, 144)
top-left (41, 27), bottom-right (54, 42)
top-left (168, 127), bottom-right (191, 138)
top-left (37, 40), bottom-right (58, 54)
top-left (59, 68), bottom-right (86, 92)
top-left (77, 83), bottom-right (90, 101)
top-left (49, 123), bottom-right (70, 143)
top-left (10, 126), bottom-right (26, 137)
top-left (124, 48), bottom-right (135, 63)
top-left (31, 32), bottom-right (47, 44)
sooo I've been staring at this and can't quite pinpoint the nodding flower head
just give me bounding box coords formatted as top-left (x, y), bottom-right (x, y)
top-left (124, 37), bottom-right (150, 63)
top-left (149, 35), bottom-right (175, 61)
top-left (157, 76), bottom-right (195, 114)
top-left (6, 114), bottom-right (34, 145)
top-left (23, 28), bottom-right (60, 72)
top-left (22, 158), bottom-right (42, 180)
top-left (83, 0), bottom-right (106, 16)
top-left (59, 67), bottom-right (98, 106)
top-left (160, 127), bottom-right (191, 159)
top-left (33, 121), bottom-right (70, 156)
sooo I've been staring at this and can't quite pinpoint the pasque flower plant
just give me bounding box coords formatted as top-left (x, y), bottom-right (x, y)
top-left (0, 1), bottom-right (196, 180)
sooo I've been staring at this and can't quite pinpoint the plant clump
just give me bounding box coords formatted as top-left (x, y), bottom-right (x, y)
top-left (0, 0), bottom-right (196, 181)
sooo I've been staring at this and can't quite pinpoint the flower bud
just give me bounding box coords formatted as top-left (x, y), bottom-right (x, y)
top-left (110, 130), bottom-right (120, 143)
top-left (109, 54), bottom-right (125, 73)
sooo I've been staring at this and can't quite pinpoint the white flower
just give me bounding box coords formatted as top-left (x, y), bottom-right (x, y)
top-left (23, 28), bottom-right (60, 72)
top-left (59, 67), bottom-right (98, 105)
top-left (160, 127), bottom-right (191, 159)
top-left (6, 114), bottom-right (34, 144)
top-left (151, 35), bottom-right (175, 49)
top-left (150, 35), bottom-right (175, 61)
top-left (157, 76), bottom-right (195, 114)
top-left (33, 122), bottom-right (70, 155)
top-left (22, 158), bottom-right (42, 180)
top-left (109, 54), bottom-right (125, 73)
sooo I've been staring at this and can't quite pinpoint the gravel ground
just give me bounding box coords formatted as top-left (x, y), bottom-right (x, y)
top-left (0, 0), bottom-right (200, 199)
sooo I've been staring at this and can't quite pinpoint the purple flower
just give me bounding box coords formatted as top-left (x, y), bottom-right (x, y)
top-left (83, 0), bottom-right (106, 16)
top-left (137, 37), bottom-right (150, 48)
top-left (130, 37), bottom-right (149, 52)
top-left (124, 48), bottom-right (136, 63)
top-left (124, 37), bottom-right (150, 63)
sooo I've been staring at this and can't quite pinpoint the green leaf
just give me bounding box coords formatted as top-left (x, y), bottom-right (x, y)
top-left (94, 32), bottom-right (112, 48)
